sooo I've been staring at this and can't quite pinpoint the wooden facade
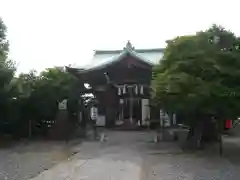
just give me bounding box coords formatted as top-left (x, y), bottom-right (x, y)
top-left (66, 41), bottom-right (164, 128)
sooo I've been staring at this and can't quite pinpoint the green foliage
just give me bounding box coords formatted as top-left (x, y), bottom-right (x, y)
top-left (152, 25), bottom-right (240, 125)
top-left (39, 67), bottom-right (78, 101)
top-left (0, 18), bottom-right (18, 135)
top-left (0, 18), bottom-right (83, 137)
top-left (0, 18), bottom-right (9, 63)
top-left (0, 66), bottom-right (79, 137)
top-left (0, 18), bottom-right (14, 89)
top-left (0, 18), bottom-right (85, 138)
top-left (18, 67), bottom-right (78, 117)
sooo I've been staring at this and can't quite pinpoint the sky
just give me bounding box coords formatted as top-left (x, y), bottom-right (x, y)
top-left (0, 0), bottom-right (239, 73)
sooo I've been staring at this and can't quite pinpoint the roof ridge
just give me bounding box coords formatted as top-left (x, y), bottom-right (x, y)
top-left (94, 48), bottom-right (164, 55)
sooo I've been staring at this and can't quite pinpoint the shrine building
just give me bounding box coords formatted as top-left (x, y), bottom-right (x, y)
top-left (66, 41), bottom-right (164, 128)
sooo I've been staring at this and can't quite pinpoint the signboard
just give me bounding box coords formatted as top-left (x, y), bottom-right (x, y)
top-left (58, 99), bottom-right (67, 110)
top-left (90, 107), bottom-right (98, 120)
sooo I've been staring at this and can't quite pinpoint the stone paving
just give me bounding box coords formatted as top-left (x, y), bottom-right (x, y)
top-left (2, 131), bottom-right (240, 180)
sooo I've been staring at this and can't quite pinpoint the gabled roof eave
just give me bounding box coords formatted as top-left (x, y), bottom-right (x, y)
top-left (70, 48), bottom-right (154, 74)
top-left (127, 50), bottom-right (154, 66)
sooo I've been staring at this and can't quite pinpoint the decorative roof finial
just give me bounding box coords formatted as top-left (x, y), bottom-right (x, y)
top-left (125, 40), bottom-right (134, 51)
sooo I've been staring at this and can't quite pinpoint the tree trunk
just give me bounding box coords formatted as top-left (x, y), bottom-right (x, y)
top-left (80, 108), bottom-right (87, 137)
top-left (28, 119), bottom-right (32, 138)
top-left (217, 118), bottom-right (224, 156)
top-left (219, 134), bottom-right (223, 156)
top-left (185, 116), bottom-right (219, 150)
top-left (186, 126), bottom-right (203, 150)
top-left (185, 114), bottom-right (205, 150)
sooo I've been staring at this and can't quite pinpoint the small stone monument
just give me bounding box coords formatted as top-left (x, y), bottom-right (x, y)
top-left (48, 99), bottom-right (70, 140)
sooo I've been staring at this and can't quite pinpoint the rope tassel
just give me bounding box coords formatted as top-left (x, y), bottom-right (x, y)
top-left (140, 85), bottom-right (144, 95)
top-left (118, 87), bottom-right (121, 95)
top-left (135, 85), bottom-right (138, 94)
top-left (123, 85), bottom-right (126, 94)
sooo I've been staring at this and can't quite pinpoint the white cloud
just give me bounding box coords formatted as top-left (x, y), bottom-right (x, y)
top-left (0, 0), bottom-right (239, 73)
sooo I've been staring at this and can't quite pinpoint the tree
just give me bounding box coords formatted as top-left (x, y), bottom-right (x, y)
top-left (0, 18), bottom-right (18, 135)
top-left (0, 18), bottom-right (84, 138)
top-left (0, 18), bottom-right (14, 89)
top-left (15, 67), bottom-right (80, 137)
top-left (152, 25), bottom-right (240, 148)
top-left (0, 18), bottom-right (15, 88)
top-left (0, 18), bottom-right (9, 63)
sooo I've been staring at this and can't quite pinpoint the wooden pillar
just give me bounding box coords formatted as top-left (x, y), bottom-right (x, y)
top-left (129, 86), bottom-right (134, 124)
top-left (105, 84), bottom-right (118, 128)
top-left (129, 98), bottom-right (133, 124)
top-left (141, 99), bottom-right (150, 126)
top-left (119, 99), bottom-right (124, 121)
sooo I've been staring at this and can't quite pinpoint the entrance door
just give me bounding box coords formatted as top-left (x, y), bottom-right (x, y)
top-left (123, 99), bottom-right (130, 119)
top-left (122, 98), bottom-right (142, 125)
top-left (133, 99), bottom-right (142, 124)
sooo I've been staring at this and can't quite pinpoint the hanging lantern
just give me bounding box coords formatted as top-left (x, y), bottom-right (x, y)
top-left (140, 85), bottom-right (144, 95)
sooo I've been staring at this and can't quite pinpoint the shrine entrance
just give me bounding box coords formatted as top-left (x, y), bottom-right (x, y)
top-left (66, 41), bottom-right (162, 128)
top-left (120, 98), bottom-right (142, 125)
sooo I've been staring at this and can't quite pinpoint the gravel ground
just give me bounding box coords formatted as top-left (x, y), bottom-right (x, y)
top-left (2, 131), bottom-right (240, 180)
top-left (0, 140), bottom-right (80, 180)
top-left (30, 131), bottom-right (240, 180)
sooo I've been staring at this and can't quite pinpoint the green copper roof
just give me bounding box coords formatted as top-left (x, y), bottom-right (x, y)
top-left (71, 41), bottom-right (164, 73)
